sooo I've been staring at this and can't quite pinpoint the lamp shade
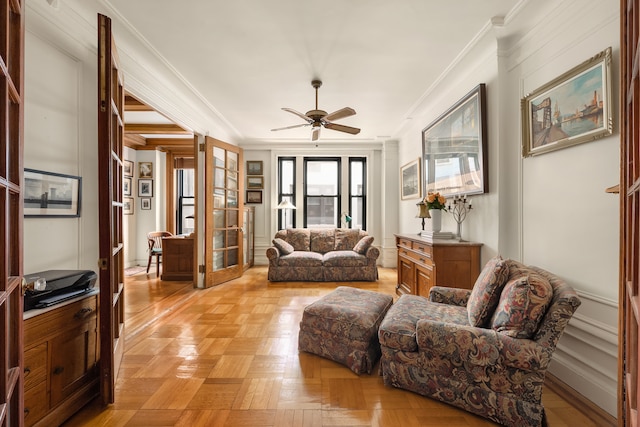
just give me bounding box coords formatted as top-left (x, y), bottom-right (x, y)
top-left (277, 200), bottom-right (296, 210)
top-left (416, 201), bottom-right (430, 218)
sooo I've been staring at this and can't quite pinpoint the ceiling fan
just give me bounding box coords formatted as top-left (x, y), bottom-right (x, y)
top-left (271, 79), bottom-right (361, 141)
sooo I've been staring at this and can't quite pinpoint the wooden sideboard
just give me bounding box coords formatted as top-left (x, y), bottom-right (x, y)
top-left (395, 234), bottom-right (482, 297)
top-left (24, 292), bottom-right (99, 427)
top-left (161, 235), bottom-right (195, 281)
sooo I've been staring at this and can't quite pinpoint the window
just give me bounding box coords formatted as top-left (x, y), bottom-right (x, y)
top-left (177, 169), bottom-right (194, 234)
top-left (349, 158), bottom-right (366, 229)
top-left (278, 157), bottom-right (295, 230)
top-left (304, 158), bottom-right (340, 228)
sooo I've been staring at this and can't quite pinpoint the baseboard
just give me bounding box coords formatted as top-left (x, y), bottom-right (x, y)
top-left (545, 373), bottom-right (616, 426)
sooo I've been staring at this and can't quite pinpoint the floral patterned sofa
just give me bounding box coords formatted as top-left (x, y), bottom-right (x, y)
top-left (378, 256), bottom-right (581, 427)
top-left (266, 228), bottom-right (379, 282)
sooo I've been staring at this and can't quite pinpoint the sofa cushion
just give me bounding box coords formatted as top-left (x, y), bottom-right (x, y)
top-left (379, 294), bottom-right (468, 352)
top-left (276, 251), bottom-right (323, 267)
top-left (335, 229), bottom-right (361, 250)
top-left (310, 229), bottom-right (335, 253)
top-left (467, 255), bottom-right (510, 327)
top-left (287, 228), bottom-right (311, 251)
top-left (322, 250), bottom-right (369, 267)
top-left (491, 270), bottom-right (554, 339)
top-left (273, 238), bottom-right (294, 255)
top-left (353, 236), bottom-right (374, 254)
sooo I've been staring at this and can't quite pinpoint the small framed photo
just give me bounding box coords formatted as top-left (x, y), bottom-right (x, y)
top-left (247, 176), bottom-right (264, 189)
top-left (123, 160), bottom-right (134, 177)
top-left (246, 160), bottom-right (263, 175)
top-left (140, 198), bottom-right (151, 210)
top-left (123, 197), bottom-right (134, 215)
top-left (139, 162), bottom-right (153, 178)
top-left (123, 176), bottom-right (132, 196)
top-left (138, 179), bottom-right (153, 197)
top-left (246, 190), bottom-right (262, 204)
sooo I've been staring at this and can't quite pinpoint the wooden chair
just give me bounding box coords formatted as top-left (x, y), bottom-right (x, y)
top-left (146, 231), bottom-right (173, 277)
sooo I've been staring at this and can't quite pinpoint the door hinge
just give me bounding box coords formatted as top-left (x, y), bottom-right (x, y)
top-left (97, 258), bottom-right (108, 270)
top-left (199, 143), bottom-right (205, 152)
top-left (198, 264), bottom-right (205, 273)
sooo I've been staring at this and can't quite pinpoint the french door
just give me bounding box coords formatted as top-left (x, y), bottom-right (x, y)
top-left (205, 137), bottom-right (244, 286)
top-left (0, 0), bottom-right (25, 424)
top-left (619, 1), bottom-right (640, 425)
top-left (97, 13), bottom-right (125, 404)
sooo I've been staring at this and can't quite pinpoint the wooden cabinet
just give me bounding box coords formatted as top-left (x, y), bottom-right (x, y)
top-left (243, 206), bottom-right (255, 270)
top-left (161, 235), bottom-right (195, 281)
top-left (395, 234), bottom-right (482, 297)
top-left (24, 292), bottom-right (99, 427)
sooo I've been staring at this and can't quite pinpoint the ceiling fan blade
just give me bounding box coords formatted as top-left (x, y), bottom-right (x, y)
top-left (324, 122), bottom-right (361, 135)
top-left (324, 107), bottom-right (356, 122)
top-left (311, 125), bottom-right (321, 141)
top-left (282, 107), bottom-right (313, 123)
top-left (271, 123), bottom-right (311, 132)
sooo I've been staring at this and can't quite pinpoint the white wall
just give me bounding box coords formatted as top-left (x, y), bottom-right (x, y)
top-left (396, 0), bottom-right (619, 415)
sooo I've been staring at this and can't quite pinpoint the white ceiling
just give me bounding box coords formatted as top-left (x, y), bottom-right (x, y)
top-left (111, 0), bottom-right (519, 143)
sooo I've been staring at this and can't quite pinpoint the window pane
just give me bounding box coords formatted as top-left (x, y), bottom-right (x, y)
top-left (351, 161), bottom-right (363, 195)
top-left (280, 159), bottom-right (294, 193)
top-left (306, 196), bottom-right (337, 227)
top-left (350, 197), bottom-right (363, 229)
top-left (307, 161), bottom-right (338, 195)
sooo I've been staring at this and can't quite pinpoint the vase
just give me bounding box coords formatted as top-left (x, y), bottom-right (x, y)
top-left (429, 209), bottom-right (442, 232)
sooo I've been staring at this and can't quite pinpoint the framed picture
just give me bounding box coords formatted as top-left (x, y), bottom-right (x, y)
top-left (246, 160), bottom-right (263, 175)
top-left (24, 169), bottom-right (82, 218)
top-left (139, 161), bottom-right (153, 178)
top-left (400, 158), bottom-right (421, 200)
top-left (422, 84), bottom-right (488, 197)
top-left (138, 178), bottom-right (153, 197)
top-left (246, 190), bottom-right (262, 204)
top-left (123, 197), bottom-right (133, 215)
top-left (123, 160), bottom-right (134, 177)
top-left (247, 176), bottom-right (264, 189)
top-left (521, 47), bottom-right (613, 157)
top-left (140, 198), bottom-right (151, 210)
top-left (123, 176), bottom-right (132, 196)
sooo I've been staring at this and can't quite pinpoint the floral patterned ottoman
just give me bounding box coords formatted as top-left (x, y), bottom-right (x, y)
top-left (298, 286), bottom-right (394, 374)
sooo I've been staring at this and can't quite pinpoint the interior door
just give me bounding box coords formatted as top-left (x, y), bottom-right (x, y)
top-left (205, 137), bottom-right (244, 286)
top-left (620, 1), bottom-right (639, 425)
top-left (97, 13), bottom-right (125, 404)
top-left (0, 0), bottom-right (25, 424)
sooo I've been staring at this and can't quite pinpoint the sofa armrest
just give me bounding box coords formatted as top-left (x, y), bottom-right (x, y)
top-left (428, 286), bottom-right (471, 306)
top-left (266, 247), bottom-right (281, 265)
top-left (416, 320), bottom-right (552, 372)
top-left (365, 246), bottom-right (380, 260)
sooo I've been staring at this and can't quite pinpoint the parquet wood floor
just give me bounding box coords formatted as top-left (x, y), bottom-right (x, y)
top-left (63, 266), bottom-right (601, 427)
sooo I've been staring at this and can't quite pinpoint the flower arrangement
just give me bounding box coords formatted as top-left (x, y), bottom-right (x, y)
top-left (424, 191), bottom-right (447, 210)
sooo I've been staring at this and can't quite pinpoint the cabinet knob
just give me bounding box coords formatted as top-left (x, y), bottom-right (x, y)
top-left (24, 367), bottom-right (30, 376)
top-left (24, 408), bottom-right (30, 416)
top-left (53, 366), bottom-right (64, 375)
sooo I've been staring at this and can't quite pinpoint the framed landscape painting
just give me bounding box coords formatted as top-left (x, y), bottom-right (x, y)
top-left (521, 47), bottom-right (613, 157)
top-left (24, 169), bottom-right (82, 218)
top-left (400, 158), bottom-right (421, 200)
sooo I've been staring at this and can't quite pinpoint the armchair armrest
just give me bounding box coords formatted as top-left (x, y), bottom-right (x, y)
top-left (365, 246), bottom-right (380, 260)
top-left (266, 247), bottom-right (281, 265)
top-left (416, 320), bottom-right (552, 372)
top-left (428, 286), bottom-right (471, 306)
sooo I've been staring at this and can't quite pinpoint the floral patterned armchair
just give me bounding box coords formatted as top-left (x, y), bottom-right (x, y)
top-left (378, 257), bottom-right (581, 426)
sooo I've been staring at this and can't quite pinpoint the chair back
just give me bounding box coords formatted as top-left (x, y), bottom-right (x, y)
top-left (147, 231), bottom-right (173, 252)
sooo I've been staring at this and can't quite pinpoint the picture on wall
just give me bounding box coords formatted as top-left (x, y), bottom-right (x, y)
top-left (139, 161), bottom-right (153, 178)
top-left (24, 169), bottom-right (82, 218)
top-left (400, 158), bottom-right (421, 200)
top-left (124, 160), bottom-right (134, 177)
top-left (521, 47), bottom-right (613, 157)
top-left (123, 176), bottom-right (132, 196)
top-left (246, 160), bottom-right (263, 175)
top-left (422, 83), bottom-right (488, 197)
top-left (246, 190), bottom-right (262, 204)
top-left (141, 198), bottom-right (151, 210)
top-left (138, 178), bottom-right (153, 197)
top-left (247, 176), bottom-right (264, 189)
top-left (123, 197), bottom-right (133, 215)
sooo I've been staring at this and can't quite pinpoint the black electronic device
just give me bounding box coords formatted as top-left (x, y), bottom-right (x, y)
top-left (23, 269), bottom-right (97, 311)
